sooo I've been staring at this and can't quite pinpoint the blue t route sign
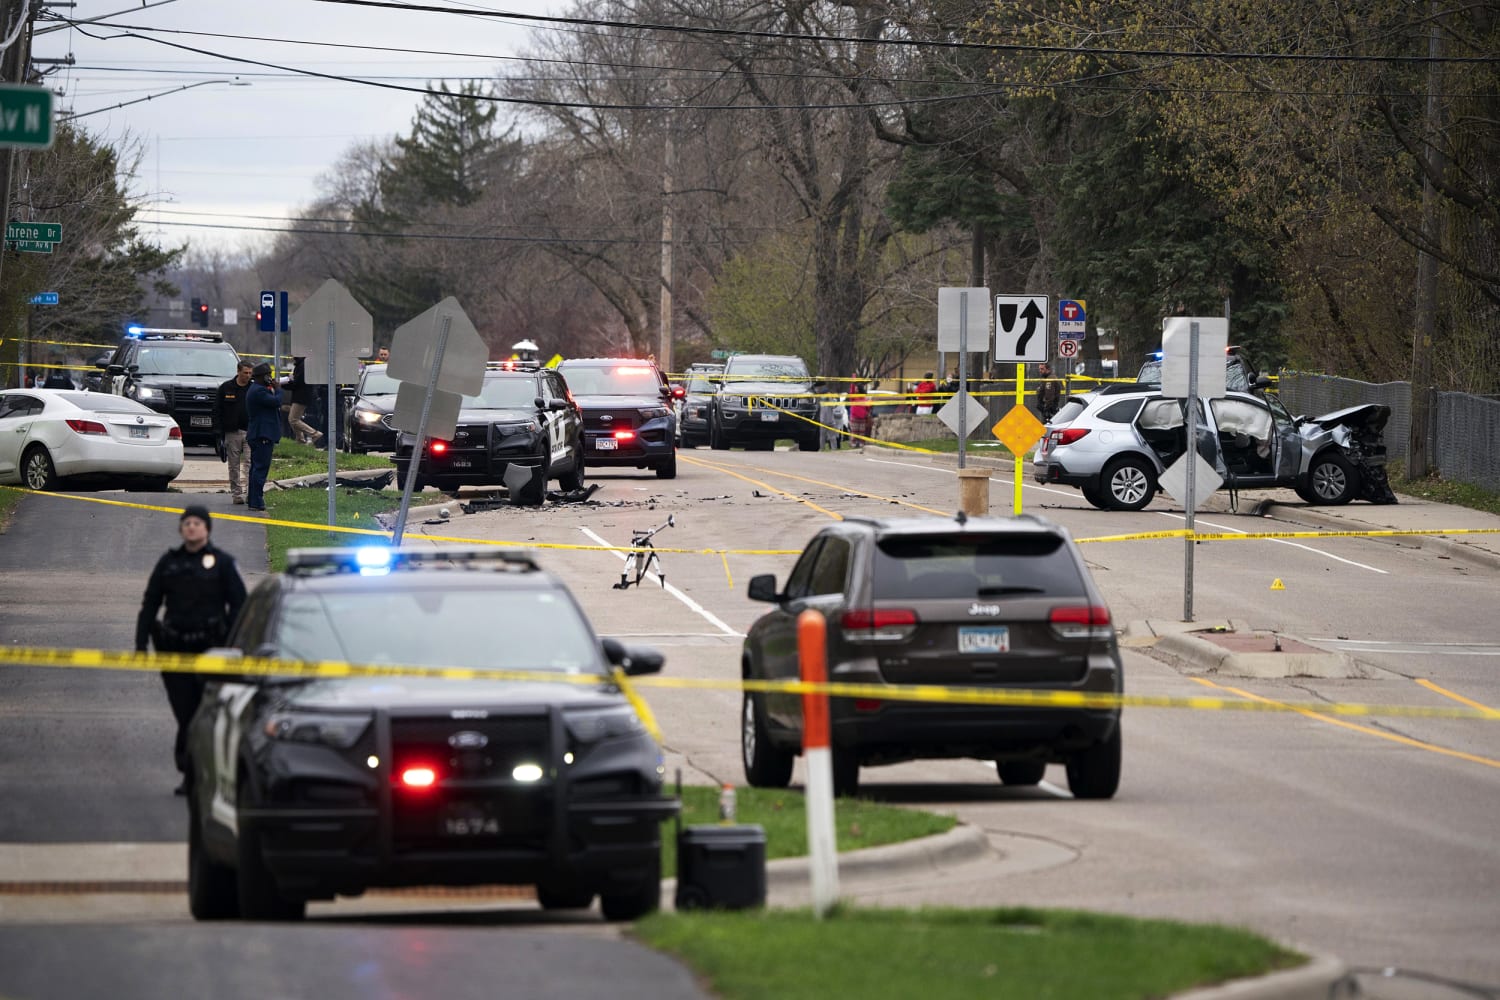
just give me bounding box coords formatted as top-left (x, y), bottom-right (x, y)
top-left (29, 292), bottom-right (59, 306)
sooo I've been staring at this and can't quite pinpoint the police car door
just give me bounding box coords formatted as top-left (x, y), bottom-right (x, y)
top-left (543, 373), bottom-right (570, 464)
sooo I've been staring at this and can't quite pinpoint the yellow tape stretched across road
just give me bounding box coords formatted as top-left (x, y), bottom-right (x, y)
top-left (3, 643), bottom-right (1497, 723)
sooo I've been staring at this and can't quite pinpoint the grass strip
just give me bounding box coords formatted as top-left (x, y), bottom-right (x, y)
top-left (269, 441), bottom-right (394, 481)
top-left (263, 488), bottom-right (403, 571)
top-left (1389, 461), bottom-right (1500, 516)
top-left (662, 786), bottom-right (955, 878)
top-left (635, 906), bottom-right (1304, 1000)
top-left (0, 487), bottom-right (23, 532)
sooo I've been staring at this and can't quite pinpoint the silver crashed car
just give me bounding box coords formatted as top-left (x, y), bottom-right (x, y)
top-left (1031, 385), bottom-right (1397, 510)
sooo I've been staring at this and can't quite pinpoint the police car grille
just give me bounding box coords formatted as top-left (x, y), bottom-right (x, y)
top-left (390, 715), bottom-right (549, 780)
top-left (583, 408), bottom-right (637, 432)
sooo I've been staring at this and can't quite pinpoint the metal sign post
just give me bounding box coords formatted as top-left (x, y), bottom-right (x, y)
top-left (1184, 321), bottom-right (1200, 623)
top-left (958, 290), bottom-right (968, 470)
top-left (392, 315), bottom-right (452, 546)
top-left (325, 321), bottom-right (338, 528)
top-left (1014, 362), bottom-right (1025, 515)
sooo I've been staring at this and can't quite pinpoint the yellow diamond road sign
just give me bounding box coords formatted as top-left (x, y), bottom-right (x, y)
top-left (992, 405), bottom-right (1046, 455)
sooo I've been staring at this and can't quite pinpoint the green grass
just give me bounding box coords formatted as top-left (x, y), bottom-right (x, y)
top-left (635, 906), bottom-right (1304, 1000)
top-left (0, 486), bottom-right (23, 532)
top-left (262, 487), bottom-right (402, 571)
top-left (1388, 461), bottom-right (1500, 516)
top-left (269, 441), bottom-right (393, 480)
top-left (662, 787), bottom-right (955, 879)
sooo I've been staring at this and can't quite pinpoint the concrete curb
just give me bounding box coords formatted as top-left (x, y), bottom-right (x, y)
top-left (763, 821), bottom-right (990, 888)
top-left (1153, 631), bottom-right (1366, 679)
top-left (1258, 499), bottom-right (1500, 572)
top-left (1168, 951), bottom-right (1348, 1000)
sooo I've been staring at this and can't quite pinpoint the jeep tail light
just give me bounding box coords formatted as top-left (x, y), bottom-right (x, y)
top-left (65, 419), bottom-right (108, 435)
top-left (841, 608), bottom-right (918, 642)
top-left (1049, 605), bottom-right (1113, 640)
top-left (1047, 428), bottom-right (1089, 448)
top-left (169, 425), bottom-right (182, 439)
top-left (400, 765), bottom-right (437, 789)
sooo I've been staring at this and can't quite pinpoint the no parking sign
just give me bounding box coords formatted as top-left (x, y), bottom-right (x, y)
top-left (1058, 339), bottom-right (1080, 358)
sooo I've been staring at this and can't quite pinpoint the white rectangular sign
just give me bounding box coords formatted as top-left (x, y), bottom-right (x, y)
top-left (937, 287), bottom-right (990, 352)
top-left (1161, 317), bottom-right (1229, 399)
top-left (994, 295), bottom-right (1048, 363)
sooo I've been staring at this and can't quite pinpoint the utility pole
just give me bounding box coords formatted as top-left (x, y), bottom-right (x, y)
top-left (1408, 1), bottom-right (1444, 477)
top-left (657, 132), bottom-right (674, 373)
top-left (0, 0), bottom-right (35, 387)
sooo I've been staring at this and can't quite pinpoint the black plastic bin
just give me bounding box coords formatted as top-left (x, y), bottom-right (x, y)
top-left (674, 824), bottom-right (767, 911)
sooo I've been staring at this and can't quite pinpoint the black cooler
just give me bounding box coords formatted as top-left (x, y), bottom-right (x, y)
top-left (674, 824), bottom-right (767, 911)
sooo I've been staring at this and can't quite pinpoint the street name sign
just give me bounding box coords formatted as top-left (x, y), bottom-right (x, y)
top-left (6, 221), bottom-right (61, 243)
top-left (29, 292), bottom-right (58, 306)
top-left (8, 240), bottom-right (52, 253)
top-left (994, 295), bottom-right (1048, 363)
top-left (0, 85), bottom-right (54, 150)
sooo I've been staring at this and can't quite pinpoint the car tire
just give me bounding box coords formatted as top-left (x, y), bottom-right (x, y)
top-left (559, 443), bottom-right (586, 492)
top-left (187, 791), bottom-right (238, 921)
top-left (742, 692), bottom-right (793, 789)
top-left (997, 760), bottom-right (1047, 786)
top-left (831, 746), bottom-right (860, 798)
top-left (536, 883), bottom-right (595, 910)
top-left (798, 434), bottom-right (820, 452)
top-left (21, 445), bottom-right (57, 491)
top-left (236, 784), bottom-right (306, 921)
top-left (1065, 725), bottom-right (1121, 800)
top-left (710, 417), bottom-right (729, 451)
top-left (750, 439), bottom-right (775, 452)
top-left (1080, 484), bottom-right (1109, 510)
top-left (655, 451), bottom-right (677, 480)
top-left (599, 852), bottom-right (661, 921)
top-left (1304, 452), bottom-right (1358, 506)
top-left (1102, 456), bottom-right (1157, 511)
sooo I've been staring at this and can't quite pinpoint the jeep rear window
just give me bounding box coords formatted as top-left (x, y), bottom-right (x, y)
top-left (873, 534), bottom-right (1086, 600)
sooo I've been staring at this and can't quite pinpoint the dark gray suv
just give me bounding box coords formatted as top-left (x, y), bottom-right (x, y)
top-left (740, 514), bottom-right (1123, 799)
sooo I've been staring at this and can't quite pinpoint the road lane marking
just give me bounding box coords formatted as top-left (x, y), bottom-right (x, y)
top-left (1190, 677), bottom-right (1500, 770)
top-left (1416, 679), bottom-right (1500, 717)
top-left (689, 455), bottom-right (949, 515)
top-left (577, 526), bottom-right (743, 637)
top-left (1156, 511), bottom-right (1388, 574)
top-left (860, 457), bottom-right (1080, 499)
top-left (679, 455), bottom-right (843, 520)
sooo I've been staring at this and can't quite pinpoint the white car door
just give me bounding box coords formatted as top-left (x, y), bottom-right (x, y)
top-left (0, 394), bottom-right (43, 479)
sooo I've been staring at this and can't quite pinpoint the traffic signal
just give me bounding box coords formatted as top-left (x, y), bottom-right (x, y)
top-left (190, 297), bottom-right (201, 326)
top-left (197, 300), bottom-right (210, 327)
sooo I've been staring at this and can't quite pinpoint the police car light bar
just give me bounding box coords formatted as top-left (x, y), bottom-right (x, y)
top-left (285, 547), bottom-right (541, 575)
top-left (129, 328), bottom-right (225, 342)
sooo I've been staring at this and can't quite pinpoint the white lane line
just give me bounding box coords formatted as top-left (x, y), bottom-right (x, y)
top-left (1310, 642), bottom-right (1500, 656)
top-left (1310, 638), bottom-right (1500, 647)
top-left (1155, 511), bottom-right (1389, 575)
top-left (578, 526), bottom-right (744, 638)
top-left (862, 457), bottom-right (1079, 499)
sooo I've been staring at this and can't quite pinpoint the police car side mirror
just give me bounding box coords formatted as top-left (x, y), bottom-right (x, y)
top-left (747, 574), bottom-right (780, 603)
top-left (601, 637), bottom-right (665, 676)
top-left (545, 398), bottom-right (569, 412)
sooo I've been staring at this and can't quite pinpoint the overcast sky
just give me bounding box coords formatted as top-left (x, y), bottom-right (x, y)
top-left (33, 0), bottom-right (559, 258)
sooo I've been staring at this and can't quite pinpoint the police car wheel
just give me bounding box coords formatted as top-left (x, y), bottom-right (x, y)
top-left (235, 785), bottom-right (306, 921)
top-left (654, 452), bottom-right (677, 479)
top-left (599, 853), bottom-right (661, 921)
top-left (187, 793), bottom-right (238, 920)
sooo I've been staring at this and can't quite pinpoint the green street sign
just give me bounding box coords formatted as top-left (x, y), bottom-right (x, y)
top-left (0, 85), bottom-right (54, 150)
top-left (7, 240), bottom-right (53, 253)
top-left (5, 221), bottom-right (61, 243)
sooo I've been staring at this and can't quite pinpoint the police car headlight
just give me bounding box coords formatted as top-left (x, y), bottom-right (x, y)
top-left (563, 706), bottom-right (644, 743)
top-left (134, 386), bottom-right (160, 401)
top-left (355, 408), bottom-right (383, 424)
top-left (263, 712), bottom-right (371, 749)
top-left (637, 407), bottom-right (669, 420)
top-left (495, 420), bottom-right (540, 435)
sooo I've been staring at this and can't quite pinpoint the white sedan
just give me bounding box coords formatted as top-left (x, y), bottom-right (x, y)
top-left (0, 389), bottom-right (184, 491)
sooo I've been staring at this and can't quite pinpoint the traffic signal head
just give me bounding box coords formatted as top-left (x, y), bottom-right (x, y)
top-left (190, 297), bottom-right (201, 325)
top-left (197, 300), bottom-right (209, 327)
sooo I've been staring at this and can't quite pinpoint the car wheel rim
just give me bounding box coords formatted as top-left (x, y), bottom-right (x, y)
top-left (1314, 463), bottom-right (1345, 499)
top-left (1112, 466), bottom-right (1147, 504)
top-left (24, 455), bottom-right (46, 489)
top-left (742, 697), bottom-right (756, 764)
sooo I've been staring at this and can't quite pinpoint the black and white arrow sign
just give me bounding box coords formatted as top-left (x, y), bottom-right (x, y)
top-left (994, 295), bottom-right (1049, 363)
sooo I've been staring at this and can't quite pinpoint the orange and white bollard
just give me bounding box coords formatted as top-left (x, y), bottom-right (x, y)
top-left (798, 608), bottom-right (839, 916)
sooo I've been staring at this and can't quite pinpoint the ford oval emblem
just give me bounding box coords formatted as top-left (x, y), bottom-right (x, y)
top-left (600, 414), bottom-right (613, 423)
top-left (448, 730), bottom-right (488, 749)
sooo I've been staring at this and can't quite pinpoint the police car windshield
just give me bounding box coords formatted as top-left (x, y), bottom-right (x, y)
top-left (560, 365), bottom-right (660, 395)
top-left (136, 347), bottom-right (239, 378)
top-left (464, 377), bottom-right (542, 409)
top-left (360, 368), bottom-right (400, 395)
top-left (273, 587), bottom-right (602, 673)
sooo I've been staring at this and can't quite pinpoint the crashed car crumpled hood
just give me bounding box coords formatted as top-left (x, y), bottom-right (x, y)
top-left (1301, 402), bottom-right (1397, 504)
top-left (1307, 403), bottom-right (1392, 433)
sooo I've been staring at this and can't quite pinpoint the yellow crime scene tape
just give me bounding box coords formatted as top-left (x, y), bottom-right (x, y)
top-left (2, 643), bottom-right (1497, 725)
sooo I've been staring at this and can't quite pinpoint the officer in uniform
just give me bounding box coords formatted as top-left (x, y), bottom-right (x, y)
top-left (246, 362), bottom-right (283, 512)
top-left (136, 506), bottom-right (247, 794)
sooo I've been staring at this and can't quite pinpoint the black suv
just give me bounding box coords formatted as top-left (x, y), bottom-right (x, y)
top-left (741, 514), bottom-right (1123, 799)
top-left (392, 365), bottom-right (585, 503)
top-left (555, 358), bottom-right (678, 479)
top-left (93, 330), bottom-right (242, 445)
top-left (674, 363), bottom-right (722, 449)
top-left (339, 363), bottom-right (399, 454)
top-left (709, 354), bottom-right (821, 452)
top-left (185, 546), bottom-right (678, 922)
top-left (1136, 346), bottom-right (1259, 393)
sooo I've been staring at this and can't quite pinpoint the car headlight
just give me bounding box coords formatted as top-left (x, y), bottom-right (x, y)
top-left (638, 407), bottom-right (669, 420)
top-left (262, 712), bottom-right (371, 749)
top-left (495, 420), bottom-right (540, 434)
top-left (721, 395), bottom-right (745, 408)
top-left (356, 408), bottom-right (384, 424)
top-left (134, 386), bottom-right (160, 401)
top-left (564, 706), bottom-right (644, 743)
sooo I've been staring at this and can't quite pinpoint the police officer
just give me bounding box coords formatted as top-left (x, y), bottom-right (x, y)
top-left (136, 505), bottom-right (247, 794)
top-left (216, 360), bottom-right (253, 504)
top-left (246, 362), bottom-right (283, 512)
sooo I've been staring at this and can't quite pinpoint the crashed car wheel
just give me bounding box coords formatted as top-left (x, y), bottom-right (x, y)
top-left (1102, 456), bottom-right (1157, 511)
top-left (1305, 452), bottom-right (1358, 506)
top-left (1080, 484), bottom-right (1109, 510)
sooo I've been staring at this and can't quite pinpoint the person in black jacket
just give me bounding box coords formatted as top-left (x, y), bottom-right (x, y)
top-left (136, 505), bottom-right (247, 794)
top-left (285, 356), bottom-right (322, 446)
top-left (215, 361), bottom-right (253, 504)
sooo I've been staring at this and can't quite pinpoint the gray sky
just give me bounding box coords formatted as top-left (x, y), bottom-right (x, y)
top-left (33, 0), bottom-right (559, 256)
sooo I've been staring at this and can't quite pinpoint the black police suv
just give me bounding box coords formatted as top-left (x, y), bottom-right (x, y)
top-left (185, 546), bottom-right (678, 922)
top-left (391, 365), bottom-right (585, 503)
top-left (741, 514), bottom-right (1123, 799)
top-left (674, 363), bottom-right (722, 449)
top-left (555, 358), bottom-right (678, 479)
top-left (93, 330), bottom-right (242, 446)
top-left (340, 362), bottom-right (400, 454)
top-left (708, 353), bottom-right (821, 452)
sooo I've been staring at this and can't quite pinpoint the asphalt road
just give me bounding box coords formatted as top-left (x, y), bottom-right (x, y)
top-left (1, 448), bottom-right (1497, 993)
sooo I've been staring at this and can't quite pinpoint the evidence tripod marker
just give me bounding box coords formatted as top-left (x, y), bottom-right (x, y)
top-left (614, 514), bottom-right (675, 590)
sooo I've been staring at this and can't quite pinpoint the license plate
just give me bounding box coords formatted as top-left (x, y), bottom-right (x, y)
top-left (595, 438), bottom-right (617, 451)
top-left (450, 458), bottom-right (472, 468)
top-left (190, 416), bottom-right (212, 427)
top-left (958, 626), bottom-right (1009, 654)
top-left (442, 807), bottom-right (499, 837)
top-left (760, 410), bottom-right (780, 422)
top-left (129, 426), bottom-right (149, 439)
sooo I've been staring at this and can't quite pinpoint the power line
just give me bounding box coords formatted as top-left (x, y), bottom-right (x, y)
top-left (145, 216), bottom-right (666, 245)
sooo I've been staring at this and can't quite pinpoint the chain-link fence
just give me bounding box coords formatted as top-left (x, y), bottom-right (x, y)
top-left (1278, 372), bottom-right (1500, 492)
